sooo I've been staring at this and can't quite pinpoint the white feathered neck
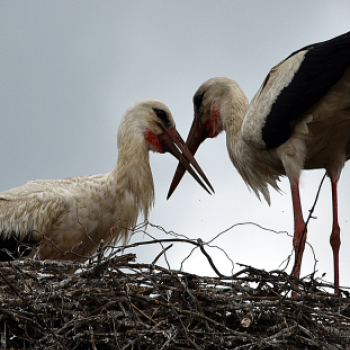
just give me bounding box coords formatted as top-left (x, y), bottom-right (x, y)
top-left (109, 108), bottom-right (155, 243)
top-left (214, 78), bottom-right (282, 204)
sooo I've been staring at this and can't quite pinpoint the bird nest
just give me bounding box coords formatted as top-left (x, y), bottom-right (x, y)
top-left (1, 223), bottom-right (350, 349)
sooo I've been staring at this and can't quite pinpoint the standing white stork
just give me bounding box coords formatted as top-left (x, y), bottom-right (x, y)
top-left (168, 31), bottom-right (350, 290)
top-left (0, 99), bottom-right (213, 264)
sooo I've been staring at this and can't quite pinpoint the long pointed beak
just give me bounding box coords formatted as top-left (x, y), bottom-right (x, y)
top-left (160, 126), bottom-right (214, 197)
top-left (167, 116), bottom-right (210, 199)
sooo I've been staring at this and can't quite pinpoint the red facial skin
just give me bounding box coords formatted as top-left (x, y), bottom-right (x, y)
top-left (144, 129), bottom-right (167, 153)
top-left (144, 127), bottom-right (214, 195)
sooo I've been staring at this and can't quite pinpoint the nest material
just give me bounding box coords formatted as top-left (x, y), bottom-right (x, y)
top-left (1, 245), bottom-right (350, 350)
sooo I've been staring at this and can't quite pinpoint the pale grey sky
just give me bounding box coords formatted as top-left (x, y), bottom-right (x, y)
top-left (1, 1), bottom-right (350, 289)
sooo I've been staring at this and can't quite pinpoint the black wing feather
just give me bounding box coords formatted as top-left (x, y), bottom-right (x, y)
top-left (262, 31), bottom-right (350, 149)
top-left (0, 232), bottom-right (40, 261)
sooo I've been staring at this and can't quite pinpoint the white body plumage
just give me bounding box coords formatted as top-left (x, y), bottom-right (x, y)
top-left (0, 99), bottom-right (211, 263)
top-left (169, 31), bottom-right (350, 288)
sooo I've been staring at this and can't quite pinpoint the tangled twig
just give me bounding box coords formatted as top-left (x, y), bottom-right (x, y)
top-left (0, 228), bottom-right (349, 349)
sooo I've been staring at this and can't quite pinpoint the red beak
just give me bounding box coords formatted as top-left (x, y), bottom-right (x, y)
top-left (160, 126), bottom-right (214, 196)
top-left (167, 115), bottom-right (212, 199)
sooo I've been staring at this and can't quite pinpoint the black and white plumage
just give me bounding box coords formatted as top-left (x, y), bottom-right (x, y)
top-left (168, 31), bottom-right (350, 290)
top-left (0, 99), bottom-right (212, 265)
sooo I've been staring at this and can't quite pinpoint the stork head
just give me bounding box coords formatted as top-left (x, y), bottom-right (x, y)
top-left (167, 77), bottom-right (248, 198)
top-left (118, 99), bottom-right (213, 195)
top-left (190, 77), bottom-right (248, 141)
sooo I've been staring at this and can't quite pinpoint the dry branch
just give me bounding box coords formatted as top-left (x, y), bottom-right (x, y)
top-left (0, 223), bottom-right (349, 349)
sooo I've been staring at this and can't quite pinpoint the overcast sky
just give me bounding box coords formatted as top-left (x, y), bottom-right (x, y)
top-left (1, 1), bottom-right (350, 290)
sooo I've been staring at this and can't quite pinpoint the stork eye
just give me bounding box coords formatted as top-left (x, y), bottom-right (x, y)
top-left (194, 92), bottom-right (205, 111)
top-left (153, 108), bottom-right (167, 121)
top-left (153, 108), bottom-right (171, 128)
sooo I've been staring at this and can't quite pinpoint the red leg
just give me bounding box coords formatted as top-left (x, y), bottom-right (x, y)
top-left (330, 179), bottom-right (341, 291)
top-left (290, 180), bottom-right (307, 279)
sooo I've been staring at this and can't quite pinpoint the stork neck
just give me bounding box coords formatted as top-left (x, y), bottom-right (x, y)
top-left (110, 143), bottom-right (155, 221)
top-left (222, 95), bottom-right (248, 140)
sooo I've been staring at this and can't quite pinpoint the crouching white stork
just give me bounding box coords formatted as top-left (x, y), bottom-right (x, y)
top-left (0, 99), bottom-right (213, 264)
top-left (168, 31), bottom-right (350, 290)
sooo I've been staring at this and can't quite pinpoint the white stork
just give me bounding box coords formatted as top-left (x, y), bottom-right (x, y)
top-left (168, 31), bottom-right (350, 290)
top-left (0, 99), bottom-right (213, 264)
